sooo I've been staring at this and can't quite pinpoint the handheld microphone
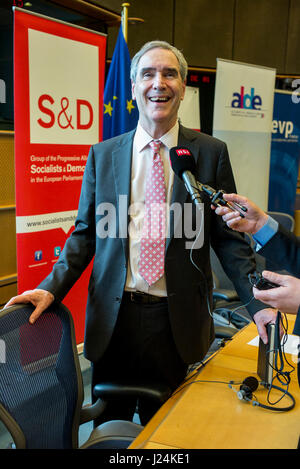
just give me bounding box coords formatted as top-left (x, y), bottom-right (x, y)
top-left (169, 147), bottom-right (203, 209)
top-left (169, 146), bottom-right (247, 217)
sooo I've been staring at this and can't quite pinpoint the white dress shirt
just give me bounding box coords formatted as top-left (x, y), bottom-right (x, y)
top-left (125, 121), bottom-right (179, 296)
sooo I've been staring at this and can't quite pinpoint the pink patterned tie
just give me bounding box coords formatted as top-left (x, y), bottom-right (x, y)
top-left (139, 140), bottom-right (166, 286)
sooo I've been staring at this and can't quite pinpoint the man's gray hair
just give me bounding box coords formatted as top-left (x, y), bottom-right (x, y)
top-left (130, 40), bottom-right (188, 83)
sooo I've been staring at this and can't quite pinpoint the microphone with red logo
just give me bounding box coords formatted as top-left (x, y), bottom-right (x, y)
top-left (169, 146), bottom-right (203, 209)
top-left (169, 146), bottom-right (247, 217)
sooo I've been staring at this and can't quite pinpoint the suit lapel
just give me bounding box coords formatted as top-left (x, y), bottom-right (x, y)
top-left (166, 126), bottom-right (200, 252)
top-left (112, 130), bottom-right (135, 261)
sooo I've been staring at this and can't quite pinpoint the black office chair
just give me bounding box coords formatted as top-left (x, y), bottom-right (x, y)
top-left (0, 303), bottom-right (170, 449)
top-left (210, 247), bottom-right (251, 336)
top-left (263, 211), bottom-right (295, 272)
top-left (267, 211), bottom-right (294, 232)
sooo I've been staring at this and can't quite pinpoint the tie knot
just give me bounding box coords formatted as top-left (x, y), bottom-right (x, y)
top-left (149, 140), bottom-right (161, 154)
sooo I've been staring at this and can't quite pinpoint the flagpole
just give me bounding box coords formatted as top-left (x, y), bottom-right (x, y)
top-left (103, 5), bottom-right (139, 140)
top-left (121, 3), bottom-right (130, 42)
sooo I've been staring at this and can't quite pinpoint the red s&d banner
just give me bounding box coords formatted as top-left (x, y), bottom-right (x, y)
top-left (14, 8), bottom-right (106, 343)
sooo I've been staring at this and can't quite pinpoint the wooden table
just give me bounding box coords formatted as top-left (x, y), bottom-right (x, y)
top-left (130, 316), bottom-right (300, 449)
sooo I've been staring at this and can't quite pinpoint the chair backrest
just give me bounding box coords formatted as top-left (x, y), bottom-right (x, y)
top-left (210, 247), bottom-right (236, 291)
top-left (0, 303), bottom-right (83, 449)
top-left (264, 212), bottom-right (295, 271)
top-left (267, 211), bottom-right (295, 232)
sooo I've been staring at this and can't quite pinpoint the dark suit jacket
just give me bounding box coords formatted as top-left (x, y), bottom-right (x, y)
top-left (38, 125), bottom-right (266, 364)
top-left (259, 224), bottom-right (300, 336)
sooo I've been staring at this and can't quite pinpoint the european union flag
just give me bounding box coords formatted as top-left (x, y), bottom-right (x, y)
top-left (103, 27), bottom-right (139, 140)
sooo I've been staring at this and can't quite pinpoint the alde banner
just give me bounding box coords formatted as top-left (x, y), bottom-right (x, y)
top-left (268, 90), bottom-right (300, 216)
top-left (14, 8), bottom-right (106, 343)
top-left (213, 59), bottom-right (276, 210)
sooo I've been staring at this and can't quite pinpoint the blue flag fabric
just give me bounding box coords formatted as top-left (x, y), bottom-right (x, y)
top-left (103, 27), bottom-right (139, 140)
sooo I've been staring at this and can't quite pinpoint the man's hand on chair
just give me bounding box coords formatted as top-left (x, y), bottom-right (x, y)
top-left (5, 289), bottom-right (55, 324)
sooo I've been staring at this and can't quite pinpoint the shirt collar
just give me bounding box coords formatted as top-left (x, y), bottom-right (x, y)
top-left (134, 121), bottom-right (179, 153)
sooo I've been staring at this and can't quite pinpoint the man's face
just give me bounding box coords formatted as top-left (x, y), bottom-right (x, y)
top-left (132, 48), bottom-right (186, 135)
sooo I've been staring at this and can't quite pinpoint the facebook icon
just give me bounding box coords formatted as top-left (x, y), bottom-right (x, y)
top-left (34, 250), bottom-right (42, 261)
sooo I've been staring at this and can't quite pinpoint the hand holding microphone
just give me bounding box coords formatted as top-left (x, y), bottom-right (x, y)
top-left (213, 193), bottom-right (269, 235)
top-left (169, 146), bottom-right (247, 217)
top-left (197, 183), bottom-right (247, 218)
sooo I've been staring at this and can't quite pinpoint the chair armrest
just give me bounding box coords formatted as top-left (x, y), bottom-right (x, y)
top-left (213, 288), bottom-right (240, 302)
top-left (80, 398), bottom-right (107, 424)
top-left (93, 382), bottom-right (171, 405)
top-left (214, 325), bottom-right (237, 339)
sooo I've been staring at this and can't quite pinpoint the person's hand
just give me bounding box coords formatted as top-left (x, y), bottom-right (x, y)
top-left (253, 308), bottom-right (278, 344)
top-left (253, 271), bottom-right (300, 314)
top-left (214, 193), bottom-right (268, 235)
top-left (4, 289), bottom-right (55, 324)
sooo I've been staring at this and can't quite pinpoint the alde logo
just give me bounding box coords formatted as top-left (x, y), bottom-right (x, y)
top-left (176, 149), bottom-right (191, 156)
top-left (231, 86), bottom-right (262, 110)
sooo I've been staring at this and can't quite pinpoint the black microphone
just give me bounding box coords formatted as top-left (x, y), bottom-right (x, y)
top-left (237, 376), bottom-right (259, 401)
top-left (169, 146), bottom-right (202, 209)
top-left (169, 146), bottom-right (247, 217)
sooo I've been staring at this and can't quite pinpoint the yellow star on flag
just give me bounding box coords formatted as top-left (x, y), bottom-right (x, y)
top-left (104, 101), bottom-right (113, 117)
top-left (127, 99), bottom-right (135, 115)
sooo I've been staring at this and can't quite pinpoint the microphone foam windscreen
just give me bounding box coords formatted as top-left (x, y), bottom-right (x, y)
top-left (169, 146), bottom-right (196, 179)
top-left (243, 376), bottom-right (259, 392)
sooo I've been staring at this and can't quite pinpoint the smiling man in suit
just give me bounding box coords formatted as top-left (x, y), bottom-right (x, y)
top-left (5, 41), bottom-right (276, 424)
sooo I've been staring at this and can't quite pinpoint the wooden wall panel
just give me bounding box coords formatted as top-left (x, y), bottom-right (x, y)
top-left (0, 281), bottom-right (17, 307)
top-left (174, 0), bottom-right (235, 68)
top-left (0, 132), bottom-right (17, 306)
top-left (233, 0), bottom-right (289, 73)
top-left (285, 0), bottom-right (300, 74)
top-left (0, 132), bottom-right (15, 205)
top-left (66, 0), bottom-right (300, 75)
top-left (0, 210), bottom-right (16, 279)
top-left (107, 0), bottom-right (174, 59)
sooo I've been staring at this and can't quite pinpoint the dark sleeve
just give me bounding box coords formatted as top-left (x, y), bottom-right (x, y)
top-left (37, 145), bottom-right (96, 301)
top-left (293, 308), bottom-right (300, 337)
top-left (259, 223), bottom-right (300, 277)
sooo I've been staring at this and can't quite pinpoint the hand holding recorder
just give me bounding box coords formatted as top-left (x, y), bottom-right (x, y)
top-left (252, 271), bottom-right (300, 314)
